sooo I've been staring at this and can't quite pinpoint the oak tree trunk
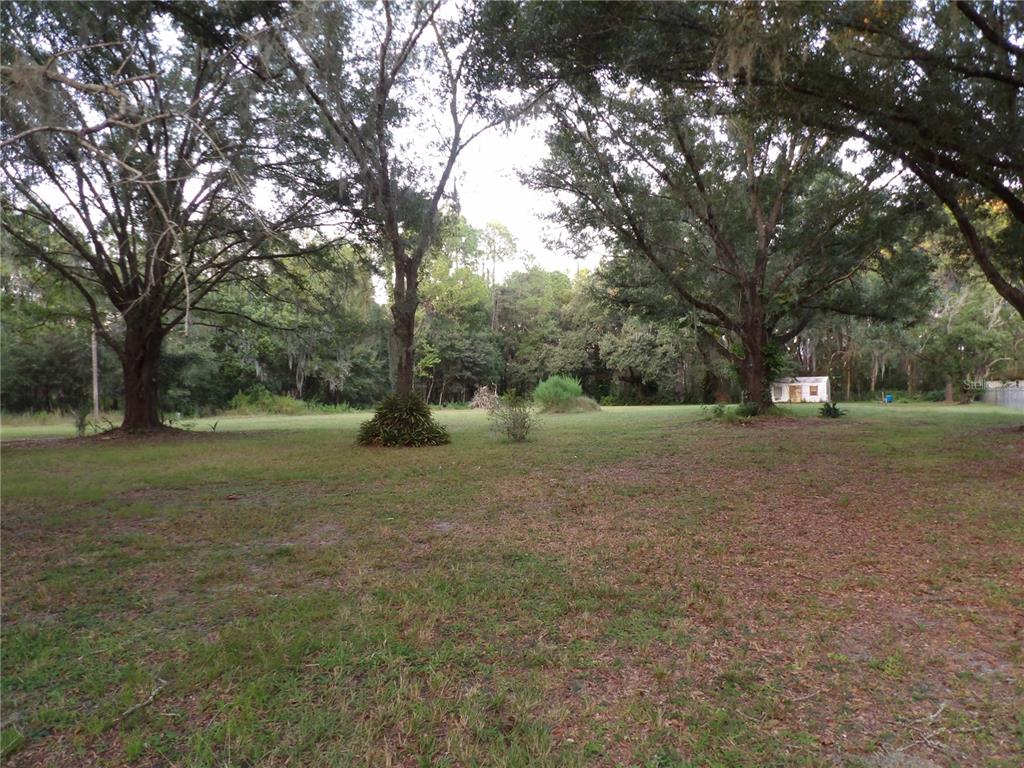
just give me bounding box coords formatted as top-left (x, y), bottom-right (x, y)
top-left (845, 353), bottom-right (853, 401)
top-left (741, 358), bottom-right (772, 413)
top-left (391, 296), bottom-right (417, 396)
top-left (120, 323), bottom-right (164, 431)
top-left (739, 329), bottom-right (773, 414)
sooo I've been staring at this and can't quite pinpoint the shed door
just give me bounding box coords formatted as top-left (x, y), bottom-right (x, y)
top-left (789, 384), bottom-right (802, 403)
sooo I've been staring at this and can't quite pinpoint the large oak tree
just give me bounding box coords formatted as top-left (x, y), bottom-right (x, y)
top-left (1, 1), bottom-right (322, 431)
top-left (752, 1), bottom-right (1023, 316)
top-left (534, 89), bottom-right (927, 411)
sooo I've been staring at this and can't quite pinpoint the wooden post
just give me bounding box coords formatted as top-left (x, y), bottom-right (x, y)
top-left (91, 325), bottom-right (100, 420)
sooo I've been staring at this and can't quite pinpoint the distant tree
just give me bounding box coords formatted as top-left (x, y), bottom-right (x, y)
top-left (918, 270), bottom-right (1024, 401)
top-left (0, 243), bottom-right (120, 412)
top-left (479, 223), bottom-right (516, 279)
top-left (263, 0), bottom-right (545, 405)
top-left (202, 249), bottom-right (391, 408)
top-left (479, 221), bottom-right (517, 331)
top-left (792, 260), bottom-right (1024, 401)
top-left (534, 87), bottom-right (928, 411)
top-left (416, 234), bottom-right (501, 404)
top-left (1, 2), bottom-right (321, 430)
top-left (494, 268), bottom-right (574, 393)
top-left (598, 317), bottom-right (699, 404)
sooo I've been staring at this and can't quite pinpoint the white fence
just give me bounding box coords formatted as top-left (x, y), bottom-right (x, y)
top-left (981, 382), bottom-right (1024, 411)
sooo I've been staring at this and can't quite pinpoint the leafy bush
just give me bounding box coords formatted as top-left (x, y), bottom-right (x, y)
top-left (819, 401), bottom-right (846, 418)
top-left (600, 394), bottom-right (622, 406)
top-left (356, 393), bottom-right (450, 447)
top-left (489, 389), bottom-right (537, 442)
top-left (533, 375), bottom-right (583, 410)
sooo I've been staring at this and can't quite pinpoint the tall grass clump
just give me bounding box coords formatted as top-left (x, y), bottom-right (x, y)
top-left (532, 375), bottom-right (600, 413)
top-left (228, 387), bottom-right (307, 415)
top-left (357, 393), bottom-right (450, 447)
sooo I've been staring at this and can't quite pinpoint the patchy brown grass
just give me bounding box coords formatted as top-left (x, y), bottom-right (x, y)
top-left (1, 406), bottom-right (1021, 767)
top-left (478, 420), bottom-right (1023, 765)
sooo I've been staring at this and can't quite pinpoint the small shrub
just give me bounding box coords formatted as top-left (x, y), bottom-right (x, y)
top-left (533, 375), bottom-right (583, 411)
top-left (357, 393), bottom-right (450, 447)
top-left (72, 405), bottom-right (91, 437)
top-left (703, 402), bottom-right (727, 419)
top-left (469, 385), bottom-right (499, 410)
top-left (734, 402), bottom-right (761, 419)
top-left (819, 401), bottom-right (846, 418)
top-left (489, 389), bottom-right (537, 442)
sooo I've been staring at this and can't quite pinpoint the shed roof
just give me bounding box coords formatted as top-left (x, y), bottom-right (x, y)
top-left (774, 376), bottom-right (830, 384)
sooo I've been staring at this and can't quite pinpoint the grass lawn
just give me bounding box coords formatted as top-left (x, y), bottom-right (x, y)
top-left (1, 404), bottom-right (1022, 767)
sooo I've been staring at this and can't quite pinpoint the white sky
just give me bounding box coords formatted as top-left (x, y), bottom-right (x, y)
top-left (451, 122), bottom-right (601, 281)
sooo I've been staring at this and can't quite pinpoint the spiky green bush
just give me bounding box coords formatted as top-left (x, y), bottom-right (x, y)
top-left (356, 393), bottom-right (450, 447)
top-left (533, 375), bottom-right (595, 413)
top-left (819, 401), bottom-right (847, 418)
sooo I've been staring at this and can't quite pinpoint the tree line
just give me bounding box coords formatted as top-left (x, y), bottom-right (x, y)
top-left (4, 213), bottom-right (1021, 415)
top-left (2, 1), bottom-right (1021, 430)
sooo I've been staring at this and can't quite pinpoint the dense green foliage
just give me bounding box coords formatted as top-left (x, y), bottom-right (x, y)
top-left (5, 248), bottom-right (1023, 416)
top-left (356, 394), bottom-right (450, 447)
top-left (228, 388), bottom-right (310, 417)
top-left (470, 0), bottom-right (1024, 317)
top-left (532, 375), bottom-right (583, 411)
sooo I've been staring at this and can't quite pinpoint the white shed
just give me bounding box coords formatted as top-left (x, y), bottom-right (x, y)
top-left (771, 376), bottom-right (831, 404)
top-left (981, 380), bottom-right (1024, 411)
